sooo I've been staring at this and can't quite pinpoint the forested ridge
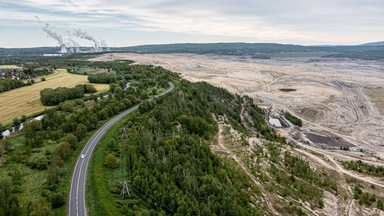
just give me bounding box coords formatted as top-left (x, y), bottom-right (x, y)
top-left (89, 80), bottom-right (268, 215)
top-left (89, 74), bottom-right (343, 215)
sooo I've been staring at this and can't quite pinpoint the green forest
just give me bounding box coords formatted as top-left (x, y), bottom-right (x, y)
top-left (0, 61), bottom-right (177, 215)
top-left (88, 80), bottom-right (269, 215)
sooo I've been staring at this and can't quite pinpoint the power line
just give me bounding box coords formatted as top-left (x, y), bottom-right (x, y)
top-left (129, 185), bottom-right (172, 216)
top-left (120, 128), bottom-right (130, 199)
top-left (118, 128), bottom-right (176, 215)
top-left (130, 182), bottom-right (177, 215)
top-left (129, 186), bottom-right (163, 215)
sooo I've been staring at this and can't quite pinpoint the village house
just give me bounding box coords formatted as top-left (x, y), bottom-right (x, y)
top-left (0, 68), bottom-right (23, 79)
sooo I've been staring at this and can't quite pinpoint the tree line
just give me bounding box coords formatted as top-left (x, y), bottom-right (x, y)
top-left (0, 79), bottom-right (27, 93)
top-left (88, 73), bottom-right (116, 84)
top-left (40, 84), bottom-right (97, 106)
top-left (285, 111), bottom-right (303, 127)
top-left (342, 160), bottom-right (384, 177)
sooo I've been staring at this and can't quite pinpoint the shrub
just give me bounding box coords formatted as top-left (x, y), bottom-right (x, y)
top-left (28, 197), bottom-right (53, 216)
top-left (29, 155), bottom-right (49, 170)
top-left (60, 134), bottom-right (78, 149)
top-left (54, 142), bottom-right (72, 161)
top-left (21, 115), bottom-right (27, 122)
top-left (82, 84), bottom-right (97, 93)
top-left (60, 101), bottom-right (74, 113)
top-left (12, 117), bottom-right (20, 126)
top-left (74, 99), bottom-right (84, 106)
top-left (377, 200), bottom-right (384, 210)
top-left (50, 193), bottom-right (65, 208)
top-left (104, 154), bottom-right (118, 169)
top-left (74, 124), bottom-right (87, 140)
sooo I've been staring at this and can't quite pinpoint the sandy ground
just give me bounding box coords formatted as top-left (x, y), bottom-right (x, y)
top-left (93, 56), bottom-right (384, 172)
top-left (92, 53), bottom-right (384, 158)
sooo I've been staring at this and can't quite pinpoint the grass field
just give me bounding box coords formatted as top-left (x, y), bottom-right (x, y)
top-left (0, 69), bottom-right (109, 124)
top-left (0, 65), bottom-right (22, 69)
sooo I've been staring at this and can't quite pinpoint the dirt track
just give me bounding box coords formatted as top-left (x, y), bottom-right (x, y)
top-left (91, 53), bottom-right (384, 157)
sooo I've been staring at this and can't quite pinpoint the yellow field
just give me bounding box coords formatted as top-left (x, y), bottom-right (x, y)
top-left (0, 69), bottom-right (109, 124)
top-left (0, 65), bottom-right (21, 69)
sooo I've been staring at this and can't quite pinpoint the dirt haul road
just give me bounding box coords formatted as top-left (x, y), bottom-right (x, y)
top-left (91, 53), bottom-right (384, 182)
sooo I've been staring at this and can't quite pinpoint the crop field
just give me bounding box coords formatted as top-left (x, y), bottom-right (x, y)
top-left (0, 65), bottom-right (22, 69)
top-left (0, 69), bottom-right (109, 124)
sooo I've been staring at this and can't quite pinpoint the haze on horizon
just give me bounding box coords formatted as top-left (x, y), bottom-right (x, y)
top-left (0, 0), bottom-right (383, 48)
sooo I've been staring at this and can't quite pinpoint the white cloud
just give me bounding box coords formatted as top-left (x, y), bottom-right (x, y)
top-left (1, 0), bottom-right (384, 45)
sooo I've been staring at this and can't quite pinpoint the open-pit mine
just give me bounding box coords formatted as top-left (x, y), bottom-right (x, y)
top-left (93, 52), bottom-right (384, 215)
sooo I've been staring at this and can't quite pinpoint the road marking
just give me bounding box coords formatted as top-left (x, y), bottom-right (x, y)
top-left (76, 159), bottom-right (84, 216)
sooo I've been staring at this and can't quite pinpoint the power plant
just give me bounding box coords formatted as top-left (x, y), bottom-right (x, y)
top-left (42, 23), bottom-right (110, 54)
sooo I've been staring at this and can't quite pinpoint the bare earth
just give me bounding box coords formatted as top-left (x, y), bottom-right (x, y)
top-left (92, 53), bottom-right (384, 215)
top-left (92, 53), bottom-right (384, 157)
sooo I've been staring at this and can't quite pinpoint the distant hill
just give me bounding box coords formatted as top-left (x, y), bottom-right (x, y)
top-left (112, 43), bottom-right (330, 54)
top-left (0, 47), bottom-right (59, 55)
top-left (112, 42), bottom-right (384, 60)
top-left (1, 42), bottom-right (384, 60)
top-left (359, 41), bottom-right (384, 46)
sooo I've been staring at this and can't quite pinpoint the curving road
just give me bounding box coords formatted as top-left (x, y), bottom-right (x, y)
top-left (68, 82), bottom-right (174, 216)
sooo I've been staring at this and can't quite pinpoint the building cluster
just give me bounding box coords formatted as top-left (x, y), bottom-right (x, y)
top-left (0, 68), bottom-right (24, 80)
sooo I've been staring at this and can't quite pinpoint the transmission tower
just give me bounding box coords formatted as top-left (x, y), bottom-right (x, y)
top-left (121, 128), bottom-right (128, 140)
top-left (121, 180), bottom-right (131, 199)
top-left (119, 127), bottom-right (130, 199)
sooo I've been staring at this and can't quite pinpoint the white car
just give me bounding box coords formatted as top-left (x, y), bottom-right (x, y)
top-left (81, 154), bottom-right (85, 159)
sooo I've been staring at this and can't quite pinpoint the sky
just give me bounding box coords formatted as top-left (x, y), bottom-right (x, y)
top-left (0, 0), bottom-right (383, 48)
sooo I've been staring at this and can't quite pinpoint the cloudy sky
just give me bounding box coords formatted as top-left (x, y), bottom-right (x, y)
top-left (0, 0), bottom-right (383, 48)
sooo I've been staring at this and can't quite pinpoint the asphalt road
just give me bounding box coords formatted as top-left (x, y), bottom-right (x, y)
top-left (68, 82), bottom-right (174, 216)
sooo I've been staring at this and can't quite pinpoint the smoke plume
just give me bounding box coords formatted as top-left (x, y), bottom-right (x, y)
top-left (42, 24), bottom-right (64, 46)
top-left (37, 17), bottom-right (108, 54)
top-left (73, 28), bottom-right (101, 51)
top-left (42, 23), bottom-right (67, 53)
